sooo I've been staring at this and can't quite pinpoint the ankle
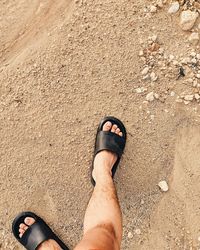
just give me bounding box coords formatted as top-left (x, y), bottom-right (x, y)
top-left (92, 163), bottom-right (112, 183)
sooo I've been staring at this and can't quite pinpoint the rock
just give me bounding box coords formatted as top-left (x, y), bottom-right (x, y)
top-left (195, 94), bottom-right (200, 100)
top-left (158, 180), bottom-right (169, 192)
top-left (128, 232), bottom-right (133, 239)
top-left (135, 229), bottom-right (141, 235)
top-left (150, 72), bottom-right (158, 81)
top-left (154, 93), bottom-right (159, 99)
top-left (141, 67), bottom-right (149, 75)
top-left (184, 95), bottom-right (194, 101)
top-left (150, 5), bottom-right (157, 13)
top-left (180, 10), bottom-right (199, 31)
top-left (168, 2), bottom-right (180, 14)
top-left (139, 50), bottom-right (144, 56)
top-left (135, 87), bottom-right (147, 93)
top-left (190, 51), bottom-right (196, 57)
top-left (191, 58), bottom-right (197, 64)
top-left (188, 32), bottom-right (199, 45)
top-left (146, 92), bottom-right (154, 102)
top-left (196, 74), bottom-right (200, 79)
top-left (170, 91), bottom-right (175, 96)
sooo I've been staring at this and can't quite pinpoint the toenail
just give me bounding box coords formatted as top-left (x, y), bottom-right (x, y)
top-left (106, 121), bottom-right (112, 126)
top-left (25, 218), bottom-right (30, 224)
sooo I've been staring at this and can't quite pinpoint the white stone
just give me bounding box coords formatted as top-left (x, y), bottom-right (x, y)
top-left (197, 54), bottom-right (200, 59)
top-left (169, 54), bottom-right (175, 61)
top-left (196, 74), bottom-right (200, 79)
top-left (150, 114), bottom-right (155, 120)
top-left (158, 180), bottom-right (169, 192)
top-left (128, 232), bottom-right (133, 239)
top-left (180, 10), bottom-right (199, 31)
top-left (135, 229), bottom-right (141, 235)
top-left (142, 67), bottom-right (149, 75)
top-left (139, 50), bottom-right (144, 56)
top-left (170, 91), bottom-right (175, 96)
top-left (146, 92), bottom-right (154, 102)
top-left (154, 93), bottom-right (159, 99)
top-left (150, 72), bottom-right (158, 81)
top-left (135, 87), bottom-right (147, 93)
top-left (191, 58), bottom-right (197, 64)
top-left (190, 51), bottom-right (196, 57)
top-left (150, 5), bottom-right (157, 13)
top-left (195, 94), bottom-right (200, 100)
top-left (168, 2), bottom-right (180, 14)
top-left (188, 32), bottom-right (199, 45)
top-left (184, 95), bottom-right (194, 101)
top-left (151, 34), bottom-right (158, 42)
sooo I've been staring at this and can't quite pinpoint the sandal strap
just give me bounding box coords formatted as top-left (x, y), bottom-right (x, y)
top-left (95, 131), bottom-right (126, 157)
top-left (20, 220), bottom-right (53, 250)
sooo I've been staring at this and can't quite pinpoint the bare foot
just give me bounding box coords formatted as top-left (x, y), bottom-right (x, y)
top-left (92, 121), bottom-right (123, 182)
top-left (19, 217), bottom-right (61, 250)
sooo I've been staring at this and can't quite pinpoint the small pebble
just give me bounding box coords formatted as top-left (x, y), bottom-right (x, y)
top-left (158, 180), bottom-right (169, 192)
top-left (168, 2), bottom-right (180, 14)
top-left (150, 5), bottom-right (157, 13)
top-left (135, 229), bottom-right (141, 235)
top-left (128, 232), bottom-right (133, 239)
top-left (188, 32), bottom-right (199, 45)
top-left (184, 95), bottom-right (194, 101)
top-left (150, 72), bottom-right (158, 82)
top-left (180, 10), bottom-right (199, 31)
top-left (195, 94), bottom-right (200, 100)
top-left (146, 92), bottom-right (154, 102)
top-left (142, 67), bottom-right (149, 75)
top-left (196, 74), bottom-right (200, 79)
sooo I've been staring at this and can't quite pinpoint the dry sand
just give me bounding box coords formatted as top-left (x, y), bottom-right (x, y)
top-left (0, 0), bottom-right (200, 249)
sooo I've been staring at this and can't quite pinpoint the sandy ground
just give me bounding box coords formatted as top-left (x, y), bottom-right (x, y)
top-left (0, 0), bottom-right (200, 249)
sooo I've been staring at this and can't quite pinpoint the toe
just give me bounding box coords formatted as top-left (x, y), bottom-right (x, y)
top-left (19, 223), bottom-right (29, 238)
top-left (103, 121), bottom-right (112, 131)
top-left (119, 132), bottom-right (123, 137)
top-left (24, 217), bottom-right (35, 226)
top-left (115, 128), bottom-right (120, 135)
top-left (19, 223), bottom-right (28, 230)
top-left (19, 228), bottom-right (25, 234)
top-left (111, 124), bottom-right (118, 132)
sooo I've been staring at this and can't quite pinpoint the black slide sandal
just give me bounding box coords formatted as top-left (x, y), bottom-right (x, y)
top-left (91, 116), bottom-right (127, 186)
top-left (12, 211), bottom-right (69, 250)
